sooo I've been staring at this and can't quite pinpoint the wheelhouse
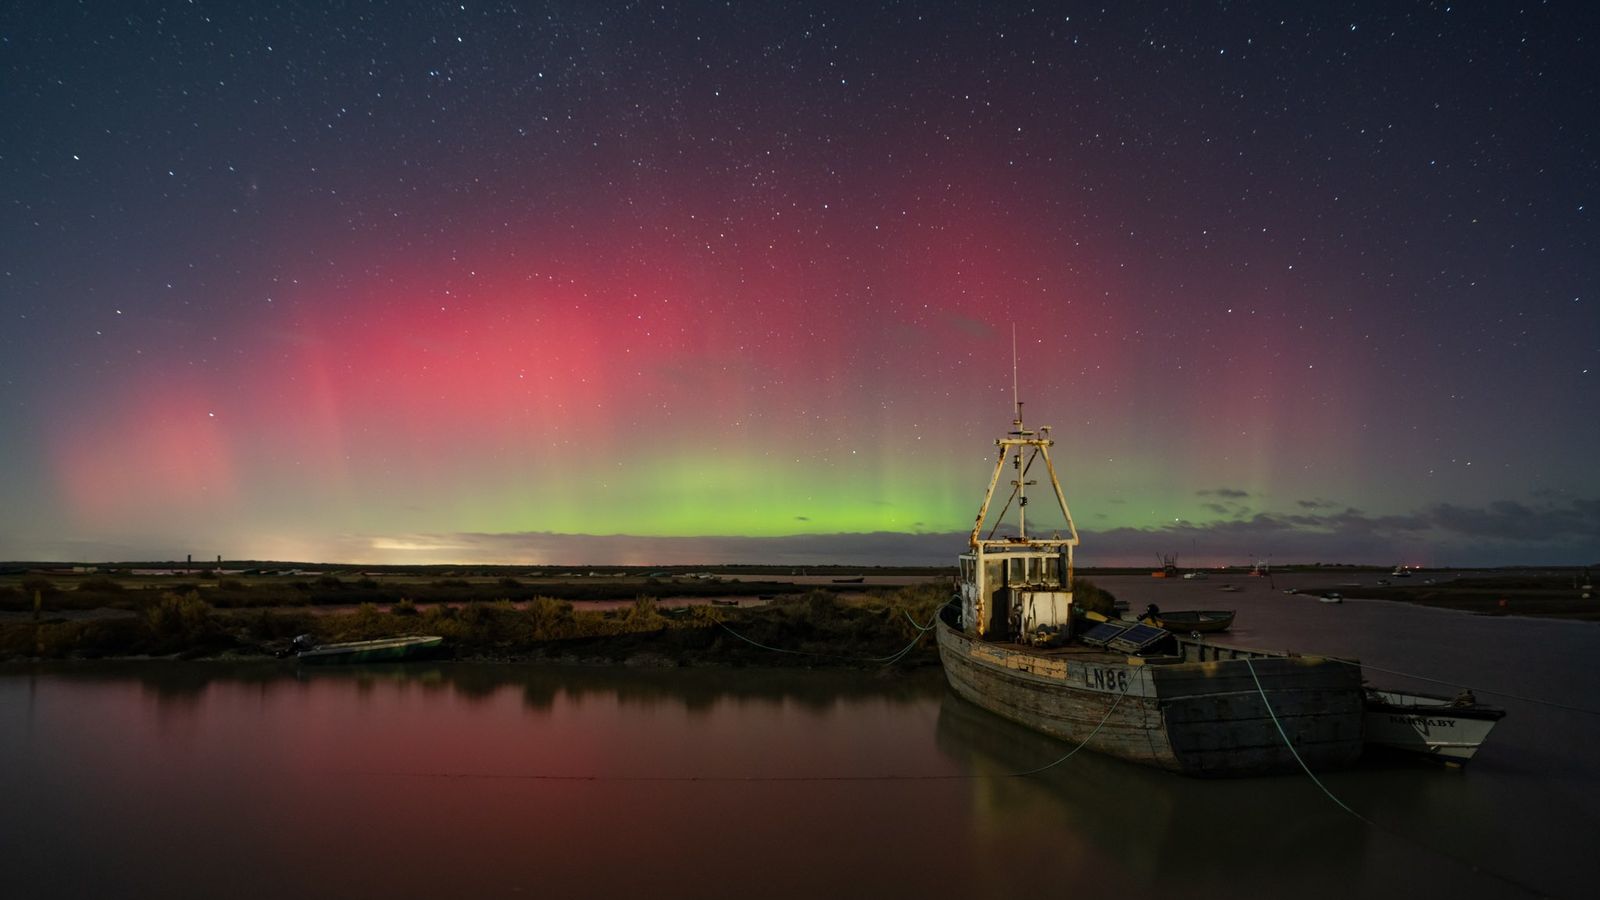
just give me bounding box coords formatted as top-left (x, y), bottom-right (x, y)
top-left (953, 396), bottom-right (1079, 646)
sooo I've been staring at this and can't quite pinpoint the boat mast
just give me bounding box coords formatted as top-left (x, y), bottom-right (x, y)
top-left (1012, 325), bottom-right (1027, 539)
top-left (966, 327), bottom-right (1079, 554)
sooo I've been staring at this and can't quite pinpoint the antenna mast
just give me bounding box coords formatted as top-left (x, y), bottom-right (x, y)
top-left (966, 342), bottom-right (1078, 556)
top-left (1011, 324), bottom-right (1021, 428)
top-left (1011, 324), bottom-right (1029, 537)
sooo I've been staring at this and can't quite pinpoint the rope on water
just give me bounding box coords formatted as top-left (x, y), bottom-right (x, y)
top-left (1007, 690), bottom-right (1126, 777)
top-left (1246, 658), bottom-right (1547, 897)
top-left (1332, 657), bottom-right (1600, 718)
top-left (1243, 657), bottom-right (1372, 823)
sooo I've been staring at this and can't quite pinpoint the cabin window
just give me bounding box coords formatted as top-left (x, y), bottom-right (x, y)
top-left (1041, 556), bottom-right (1060, 585)
top-left (959, 558), bottom-right (974, 581)
top-left (1007, 557), bottom-right (1025, 583)
top-left (1025, 557), bottom-right (1042, 583)
top-left (984, 560), bottom-right (1005, 590)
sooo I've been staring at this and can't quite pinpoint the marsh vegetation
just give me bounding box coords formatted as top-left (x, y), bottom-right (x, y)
top-left (0, 580), bottom-right (990, 666)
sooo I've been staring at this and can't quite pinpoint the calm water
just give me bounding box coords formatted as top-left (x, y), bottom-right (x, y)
top-left (3, 577), bottom-right (1597, 900)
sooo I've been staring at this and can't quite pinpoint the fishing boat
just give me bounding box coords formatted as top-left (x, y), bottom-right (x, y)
top-left (1364, 688), bottom-right (1505, 764)
top-left (1141, 609), bottom-right (1235, 634)
top-left (935, 392), bottom-right (1365, 777)
top-left (290, 634), bottom-right (444, 664)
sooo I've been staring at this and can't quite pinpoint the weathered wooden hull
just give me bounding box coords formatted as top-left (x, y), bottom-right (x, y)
top-left (936, 619), bottom-right (1364, 777)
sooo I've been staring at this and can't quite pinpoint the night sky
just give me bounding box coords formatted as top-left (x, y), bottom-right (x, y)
top-left (3, 1), bottom-right (1596, 566)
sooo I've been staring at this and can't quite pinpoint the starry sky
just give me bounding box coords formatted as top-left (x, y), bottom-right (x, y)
top-left (2, 1), bottom-right (1596, 566)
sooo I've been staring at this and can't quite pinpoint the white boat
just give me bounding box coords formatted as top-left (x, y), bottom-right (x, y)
top-left (289, 634), bottom-right (444, 664)
top-left (1364, 688), bottom-right (1505, 764)
top-left (1319, 592), bottom-right (1343, 604)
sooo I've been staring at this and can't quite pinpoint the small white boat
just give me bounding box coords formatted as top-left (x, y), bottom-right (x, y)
top-left (1364, 688), bottom-right (1505, 764)
top-left (1319, 592), bottom-right (1343, 604)
top-left (289, 634), bottom-right (444, 664)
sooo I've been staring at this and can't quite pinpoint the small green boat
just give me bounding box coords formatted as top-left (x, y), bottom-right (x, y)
top-left (291, 634), bottom-right (444, 664)
top-left (1141, 609), bottom-right (1236, 634)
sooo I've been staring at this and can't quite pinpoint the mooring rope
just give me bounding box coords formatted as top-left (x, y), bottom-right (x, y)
top-left (710, 595), bottom-right (955, 666)
top-left (1243, 657), bottom-right (1372, 823)
top-left (1245, 657), bottom-right (1548, 897)
top-left (1006, 690), bottom-right (1126, 777)
top-left (1332, 657), bottom-right (1600, 718)
top-left (712, 617), bottom-right (933, 665)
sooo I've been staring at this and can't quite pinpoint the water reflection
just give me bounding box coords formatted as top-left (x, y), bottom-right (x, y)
top-left (13, 660), bottom-right (945, 712)
top-left (933, 689), bottom-right (1380, 893)
top-left (0, 658), bottom-right (1586, 899)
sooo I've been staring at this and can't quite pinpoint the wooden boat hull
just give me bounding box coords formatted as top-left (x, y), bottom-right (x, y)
top-left (1364, 689), bottom-right (1504, 763)
top-left (296, 635), bottom-right (444, 665)
top-left (936, 620), bottom-right (1364, 777)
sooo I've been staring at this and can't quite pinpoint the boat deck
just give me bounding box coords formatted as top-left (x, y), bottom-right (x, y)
top-left (978, 634), bottom-right (1292, 666)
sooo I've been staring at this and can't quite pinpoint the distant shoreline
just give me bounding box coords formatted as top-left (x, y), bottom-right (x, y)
top-left (2, 568), bottom-right (1593, 665)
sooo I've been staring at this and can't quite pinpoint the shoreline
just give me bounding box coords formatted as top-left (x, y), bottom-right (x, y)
top-left (3, 569), bottom-right (1594, 665)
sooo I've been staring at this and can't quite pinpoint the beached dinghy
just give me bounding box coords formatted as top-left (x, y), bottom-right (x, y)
top-left (289, 634), bottom-right (444, 664)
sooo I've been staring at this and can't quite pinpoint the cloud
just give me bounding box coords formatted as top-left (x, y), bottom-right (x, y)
top-left (1076, 497), bottom-right (1599, 567)
top-left (1297, 498), bottom-right (1337, 510)
top-left (1196, 488), bottom-right (1252, 519)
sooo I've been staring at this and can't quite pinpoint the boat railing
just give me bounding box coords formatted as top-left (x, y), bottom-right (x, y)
top-left (1173, 635), bottom-right (1291, 663)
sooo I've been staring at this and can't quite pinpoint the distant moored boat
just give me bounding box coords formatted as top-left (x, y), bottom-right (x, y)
top-left (1141, 609), bottom-right (1235, 634)
top-left (290, 634), bottom-right (444, 664)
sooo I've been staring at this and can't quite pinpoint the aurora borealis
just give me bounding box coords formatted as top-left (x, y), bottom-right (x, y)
top-left (2, 2), bottom-right (1596, 566)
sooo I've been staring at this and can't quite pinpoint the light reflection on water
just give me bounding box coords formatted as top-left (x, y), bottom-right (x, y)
top-left (3, 588), bottom-right (1597, 900)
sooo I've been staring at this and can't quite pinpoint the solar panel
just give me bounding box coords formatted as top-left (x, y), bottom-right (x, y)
top-left (1078, 621), bottom-right (1130, 647)
top-left (1109, 623), bottom-right (1170, 654)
